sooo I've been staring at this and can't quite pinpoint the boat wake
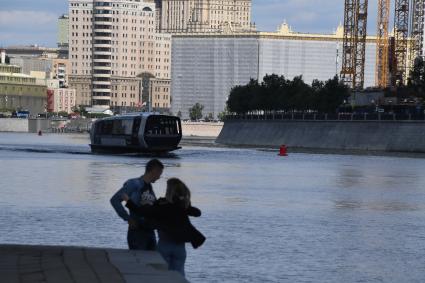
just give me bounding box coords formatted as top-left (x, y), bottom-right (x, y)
top-left (0, 144), bottom-right (92, 155)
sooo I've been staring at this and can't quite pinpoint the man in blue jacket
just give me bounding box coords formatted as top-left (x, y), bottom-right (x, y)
top-left (111, 159), bottom-right (164, 250)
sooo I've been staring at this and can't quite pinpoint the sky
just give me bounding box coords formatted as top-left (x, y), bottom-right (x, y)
top-left (0, 0), bottom-right (384, 48)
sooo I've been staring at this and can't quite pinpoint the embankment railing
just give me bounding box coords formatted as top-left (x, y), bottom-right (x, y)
top-left (225, 113), bottom-right (425, 122)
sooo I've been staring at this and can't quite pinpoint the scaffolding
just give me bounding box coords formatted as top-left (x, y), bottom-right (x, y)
top-left (341, 0), bottom-right (368, 89)
top-left (394, 0), bottom-right (410, 85)
top-left (410, 0), bottom-right (425, 60)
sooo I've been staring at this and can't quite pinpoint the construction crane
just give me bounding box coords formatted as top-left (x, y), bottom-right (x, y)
top-left (410, 0), bottom-right (425, 61)
top-left (376, 0), bottom-right (391, 88)
top-left (393, 0), bottom-right (410, 85)
top-left (341, 0), bottom-right (369, 89)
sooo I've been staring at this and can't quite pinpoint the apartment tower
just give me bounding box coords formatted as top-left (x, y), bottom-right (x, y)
top-left (69, 0), bottom-right (171, 111)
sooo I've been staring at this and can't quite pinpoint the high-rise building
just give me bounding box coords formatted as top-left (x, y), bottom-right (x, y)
top-left (58, 14), bottom-right (70, 59)
top-left (58, 14), bottom-right (70, 46)
top-left (149, 0), bottom-right (254, 33)
top-left (68, 0), bottom-right (171, 112)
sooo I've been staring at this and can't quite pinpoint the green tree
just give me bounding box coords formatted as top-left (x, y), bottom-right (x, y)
top-left (72, 105), bottom-right (88, 116)
top-left (406, 57), bottom-right (425, 98)
top-left (227, 79), bottom-right (260, 114)
top-left (314, 76), bottom-right (350, 113)
top-left (226, 74), bottom-right (349, 114)
top-left (189, 103), bottom-right (204, 121)
top-left (57, 111), bottom-right (69, 117)
top-left (205, 113), bottom-right (214, 121)
top-left (218, 106), bottom-right (230, 121)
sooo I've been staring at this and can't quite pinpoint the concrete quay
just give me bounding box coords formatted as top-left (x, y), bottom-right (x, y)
top-left (0, 244), bottom-right (188, 283)
top-left (217, 119), bottom-right (425, 153)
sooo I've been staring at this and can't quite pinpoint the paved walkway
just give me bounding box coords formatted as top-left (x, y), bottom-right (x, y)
top-left (0, 245), bottom-right (188, 283)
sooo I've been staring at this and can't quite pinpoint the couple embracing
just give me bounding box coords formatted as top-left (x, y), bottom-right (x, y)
top-left (110, 159), bottom-right (205, 277)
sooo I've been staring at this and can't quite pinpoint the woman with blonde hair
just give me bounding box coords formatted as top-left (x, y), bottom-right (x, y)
top-left (123, 178), bottom-right (205, 276)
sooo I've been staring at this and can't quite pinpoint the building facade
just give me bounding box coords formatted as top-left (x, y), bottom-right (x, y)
top-left (57, 14), bottom-right (70, 59)
top-left (150, 78), bottom-right (171, 110)
top-left (0, 64), bottom-right (47, 113)
top-left (170, 24), bottom-right (379, 119)
top-left (5, 46), bottom-right (59, 59)
top-left (151, 0), bottom-right (253, 33)
top-left (150, 33), bottom-right (171, 111)
top-left (47, 88), bottom-right (77, 114)
top-left (52, 58), bottom-right (71, 88)
top-left (58, 14), bottom-right (70, 46)
top-left (68, 0), bottom-right (171, 112)
top-left (171, 34), bottom-right (259, 118)
top-left (9, 57), bottom-right (53, 76)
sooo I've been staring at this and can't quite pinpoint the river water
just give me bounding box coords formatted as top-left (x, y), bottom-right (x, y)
top-left (0, 133), bottom-right (424, 282)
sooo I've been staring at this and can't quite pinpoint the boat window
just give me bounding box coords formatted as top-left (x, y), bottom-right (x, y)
top-left (112, 119), bottom-right (133, 135)
top-left (132, 117), bottom-right (141, 135)
top-left (97, 119), bottom-right (133, 135)
top-left (99, 120), bottom-right (113, 134)
top-left (145, 116), bottom-right (179, 136)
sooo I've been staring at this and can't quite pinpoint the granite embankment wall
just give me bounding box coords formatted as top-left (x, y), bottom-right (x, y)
top-left (0, 119), bottom-right (224, 137)
top-left (216, 120), bottom-right (425, 152)
top-left (0, 119), bottom-right (51, 133)
top-left (0, 118), bottom-right (28, 132)
top-left (182, 122), bottom-right (223, 137)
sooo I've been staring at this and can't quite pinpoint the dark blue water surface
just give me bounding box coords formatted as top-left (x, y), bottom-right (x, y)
top-left (0, 133), bottom-right (425, 282)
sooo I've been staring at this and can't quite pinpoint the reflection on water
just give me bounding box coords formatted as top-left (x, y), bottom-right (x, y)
top-left (334, 200), bottom-right (421, 211)
top-left (0, 133), bottom-right (425, 282)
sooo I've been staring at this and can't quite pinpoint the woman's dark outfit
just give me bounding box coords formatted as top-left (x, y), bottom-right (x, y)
top-left (126, 198), bottom-right (205, 276)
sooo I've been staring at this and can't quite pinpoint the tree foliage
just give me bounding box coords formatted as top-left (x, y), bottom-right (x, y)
top-left (405, 57), bottom-right (425, 98)
top-left (188, 103), bottom-right (204, 121)
top-left (227, 75), bottom-right (350, 114)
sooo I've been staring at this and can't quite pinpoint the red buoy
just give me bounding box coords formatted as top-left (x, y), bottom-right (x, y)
top-left (279, 145), bottom-right (287, 156)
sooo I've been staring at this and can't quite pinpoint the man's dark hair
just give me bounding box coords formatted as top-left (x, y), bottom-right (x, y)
top-left (145, 159), bottom-right (164, 173)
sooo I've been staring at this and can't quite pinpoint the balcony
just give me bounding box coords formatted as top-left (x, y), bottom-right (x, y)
top-left (93, 44), bottom-right (112, 49)
top-left (92, 80), bottom-right (111, 85)
top-left (93, 51), bottom-right (112, 56)
top-left (92, 88), bottom-right (112, 94)
top-left (93, 28), bottom-right (112, 34)
top-left (92, 66), bottom-right (112, 71)
top-left (93, 58), bottom-right (111, 64)
top-left (93, 36), bottom-right (112, 41)
top-left (92, 72), bottom-right (111, 78)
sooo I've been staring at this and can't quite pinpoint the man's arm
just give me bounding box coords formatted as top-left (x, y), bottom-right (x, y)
top-left (110, 181), bottom-right (133, 222)
top-left (126, 199), bottom-right (159, 217)
top-left (187, 206), bottom-right (201, 217)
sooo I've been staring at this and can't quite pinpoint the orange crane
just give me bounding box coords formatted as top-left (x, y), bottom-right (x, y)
top-left (376, 0), bottom-right (390, 88)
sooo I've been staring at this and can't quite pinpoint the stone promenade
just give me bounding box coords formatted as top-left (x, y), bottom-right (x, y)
top-left (0, 245), bottom-right (188, 283)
